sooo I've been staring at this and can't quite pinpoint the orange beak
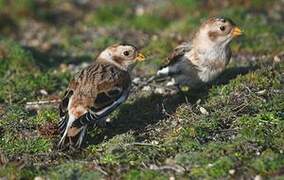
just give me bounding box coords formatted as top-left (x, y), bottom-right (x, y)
top-left (135, 53), bottom-right (145, 62)
top-left (232, 26), bottom-right (242, 37)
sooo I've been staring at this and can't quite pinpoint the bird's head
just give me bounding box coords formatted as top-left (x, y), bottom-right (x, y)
top-left (195, 17), bottom-right (242, 48)
top-left (98, 44), bottom-right (145, 71)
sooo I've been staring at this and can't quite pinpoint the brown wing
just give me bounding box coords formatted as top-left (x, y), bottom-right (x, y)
top-left (70, 62), bottom-right (130, 124)
top-left (86, 62), bottom-right (131, 112)
top-left (163, 42), bottom-right (192, 67)
top-left (58, 62), bottom-right (131, 134)
top-left (58, 71), bottom-right (81, 134)
top-left (59, 73), bottom-right (80, 119)
top-left (58, 62), bottom-right (131, 148)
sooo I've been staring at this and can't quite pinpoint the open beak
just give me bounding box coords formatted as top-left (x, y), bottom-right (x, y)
top-left (135, 53), bottom-right (145, 62)
top-left (232, 27), bottom-right (242, 37)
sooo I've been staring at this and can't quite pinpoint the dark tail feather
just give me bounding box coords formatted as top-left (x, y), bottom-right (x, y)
top-left (73, 112), bottom-right (95, 127)
top-left (58, 114), bottom-right (69, 134)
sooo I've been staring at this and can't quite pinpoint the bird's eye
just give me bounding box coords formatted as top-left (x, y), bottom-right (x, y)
top-left (220, 26), bottom-right (225, 31)
top-left (123, 51), bottom-right (130, 56)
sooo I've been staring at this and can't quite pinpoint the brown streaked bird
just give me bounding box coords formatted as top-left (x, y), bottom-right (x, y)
top-left (58, 44), bottom-right (145, 148)
top-left (157, 17), bottom-right (242, 88)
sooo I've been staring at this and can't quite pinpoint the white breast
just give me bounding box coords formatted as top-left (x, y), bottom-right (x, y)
top-left (193, 45), bottom-right (230, 83)
top-left (197, 65), bottom-right (223, 82)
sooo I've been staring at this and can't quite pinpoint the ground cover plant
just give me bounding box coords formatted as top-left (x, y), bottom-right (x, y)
top-left (0, 0), bottom-right (283, 179)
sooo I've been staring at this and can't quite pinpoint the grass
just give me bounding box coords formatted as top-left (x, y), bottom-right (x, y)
top-left (0, 0), bottom-right (284, 179)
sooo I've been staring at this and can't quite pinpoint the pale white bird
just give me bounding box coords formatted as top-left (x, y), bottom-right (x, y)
top-left (157, 17), bottom-right (242, 88)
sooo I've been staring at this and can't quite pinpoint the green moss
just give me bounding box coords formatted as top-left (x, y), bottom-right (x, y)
top-left (130, 15), bottom-right (170, 33)
top-left (85, 3), bottom-right (127, 26)
top-left (0, 165), bottom-right (41, 180)
top-left (0, 105), bottom-right (27, 127)
top-left (31, 108), bottom-right (58, 125)
top-left (189, 157), bottom-right (234, 178)
top-left (221, 7), bottom-right (284, 53)
top-left (250, 0), bottom-right (278, 9)
top-left (251, 149), bottom-right (284, 175)
top-left (207, 157), bottom-right (234, 178)
top-left (0, 73), bottom-right (58, 103)
top-left (0, 39), bottom-right (68, 103)
top-left (0, 134), bottom-right (51, 155)
top-left (0, 39), bottom-right (37, 76)
top-left (144, 38), bottom-right (173, 60)
top-left (169, 62), bottom-right (283, 178)
top-left (87, 133), bottom-right (158, 165)
top-left (175, 151), bottom-right (208, 166)
top-left (123, 169), bottom-right (167, 180)
top-left (92, 36), bottom-right (117, 51)
top-left (236, 112), bottom-right (284, 146)
top-left (88, 132), bottom-right (135, 153)
top-left (0, 1), bottom-right (283, 179)
top-left (141, 38), bottom-right (174, 73)
top-left (48, 163), bottom-right (102, 180)
top-left (0, 0), bottom-right (37, 21)
top-left (0, 165), bottom-right (19, 179)
top-left (172, 0), bottom-right (201, 11)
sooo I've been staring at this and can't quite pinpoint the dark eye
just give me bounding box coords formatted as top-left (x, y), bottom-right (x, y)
top-left (123, 51), bottom-right (130, 56)
top-left (220, 26), bottom-right (225, 31)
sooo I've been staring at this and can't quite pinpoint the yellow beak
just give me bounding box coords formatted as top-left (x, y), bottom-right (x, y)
top-left (232, 27), bottom-right (242, 37)
top-left (135, 53), bottom-right (145, 62)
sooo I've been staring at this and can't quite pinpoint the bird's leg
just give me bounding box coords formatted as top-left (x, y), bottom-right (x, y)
top-left (68, 136), bottom-right (73, 146)
top-left (58, 114), bottom-right (76, 148)
top-left (96, 116), bottom-right (107, 128)
top-left (176, 85), bottom-right (189, 104)
top-left (75, 125), bottom-right (87, 148)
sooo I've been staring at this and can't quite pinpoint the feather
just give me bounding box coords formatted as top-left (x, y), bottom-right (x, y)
top-left (58, 62), bottom-right (131, 148)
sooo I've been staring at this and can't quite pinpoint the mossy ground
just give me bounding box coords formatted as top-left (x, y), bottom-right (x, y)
top-left (0, 0), bottom-right (283, 179)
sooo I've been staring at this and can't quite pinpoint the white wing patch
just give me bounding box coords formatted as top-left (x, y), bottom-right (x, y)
top-left (89, 90), bottom-right (128, 118)
top-left (157, 67), bottom-right (170, 76)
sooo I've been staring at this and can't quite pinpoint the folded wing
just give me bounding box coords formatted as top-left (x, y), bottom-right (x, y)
top-left (58, 63), bottom-right (131, 147)
top-left (157, 42), bottom-right (192, 76)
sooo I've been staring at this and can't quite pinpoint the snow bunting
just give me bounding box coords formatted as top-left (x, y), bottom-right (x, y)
top-left (58, 44), bottom-right (145, 148)
top-left (157, 17), bottom-right (242, 88)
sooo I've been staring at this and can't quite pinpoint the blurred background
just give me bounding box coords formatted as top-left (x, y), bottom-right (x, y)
top-left (0, 0), bottom-right (283, 75)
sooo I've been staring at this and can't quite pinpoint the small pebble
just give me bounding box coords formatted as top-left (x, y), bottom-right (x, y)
top-left (106, 117), bottom-right (111, 122)
top-left (154, 87), bottom-right (165, 94)
top-left (34, 176), bottom-right (45, 180)
top-left (165, 158), bottom-right (176, 164)
top-left (59, 64), bottom-right (68, 72)
top-left (273, 55), bottom-right (280, 63)
top-left (132, 77), bottom-right (141, 85)
top-left (142, 86), bottom-right (151, 91)
top-left (229, 169), bottom-right (235, 175)
top-left (149, 164), bottom-right (158, 170)
top-left (199, 106), bottom-right (209, 115)
top-left (135, 5), bottom-right (145, 16)
top-left (151, 140), bottom-right (159, 145)
top-left (207, 163), bottom-right (213, 167)
top-left (152, 35), bottom-right (158, 41)
top-left (81, 62), bottom-right (90, 69)
top-left (196, 99), bottom-right (201, 105)
top-left (254, 175), bottom-right (262, 180)
top-left (256, 90), bottom-right (266, 95)
top-left (39, 89), bottom-right (48, 96)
